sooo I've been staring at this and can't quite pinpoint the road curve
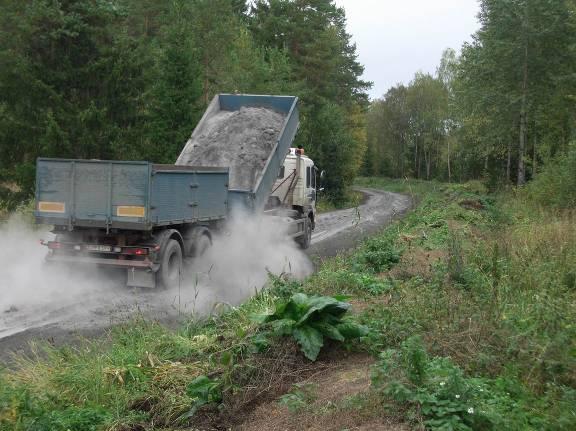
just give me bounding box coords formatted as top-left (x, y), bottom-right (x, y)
top-left (309, 188), bottom-right (413, 257)
top-left (0, 189), bottom-right (412, 361)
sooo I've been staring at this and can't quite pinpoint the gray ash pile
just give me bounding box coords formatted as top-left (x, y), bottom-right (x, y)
top-left (176, 107), bottom-right (285, 190)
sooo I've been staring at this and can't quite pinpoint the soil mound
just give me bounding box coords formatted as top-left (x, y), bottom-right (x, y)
top-left (177, 107), bottom-right (285, 190)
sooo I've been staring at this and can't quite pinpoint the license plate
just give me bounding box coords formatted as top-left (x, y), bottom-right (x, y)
top-left (85, 245), bottom-right (112, 252)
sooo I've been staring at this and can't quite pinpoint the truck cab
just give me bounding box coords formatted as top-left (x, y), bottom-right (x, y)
top-left (267, 148), bottom-right (318, 248)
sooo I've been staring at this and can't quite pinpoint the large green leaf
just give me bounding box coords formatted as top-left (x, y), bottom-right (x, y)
top-left (281, 293), bottom-right (311, 321)
top-left (292, 326), bottom-right (324, 361)
top-left (271, 318), bottom-right (296, 335)
top-left (291, 292), bottom-right (310, 306)
top-left (261, 301), bottom-right (287, 323)
top-left (311, 322), bottom-right (345, 342)
top-left (186, 375), bottom-right (221, 403)
top-left (296, 296), bottom-right (350, 325)
top-left (251, 311), bottom-right (274, 324)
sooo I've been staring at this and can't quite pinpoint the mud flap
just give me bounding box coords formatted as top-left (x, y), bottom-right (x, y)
top-left (126, 267), bottom-right (157, 288)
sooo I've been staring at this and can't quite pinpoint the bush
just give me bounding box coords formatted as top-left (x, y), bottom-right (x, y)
top-left (254, 293), bottom-right (368, 361)
top-left (353, 237), bottom-right (400, 273)
top-left (527, 143), bottom-right (576, 209)
top-left (371, 337), bottom-right (539, 430)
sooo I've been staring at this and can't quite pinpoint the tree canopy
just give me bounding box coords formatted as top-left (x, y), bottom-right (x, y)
top-left (0, 0), bottom-right (370, 204)
top-left (366, 0), bottom-right (576, 186)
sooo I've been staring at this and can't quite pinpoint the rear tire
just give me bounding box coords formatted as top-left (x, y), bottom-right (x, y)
top-left (297, 217), bottom-right (312, 249)
top-left (159, 239), bottom-right (183, 289)
top-left (193, 234), bottom-right (212, 258)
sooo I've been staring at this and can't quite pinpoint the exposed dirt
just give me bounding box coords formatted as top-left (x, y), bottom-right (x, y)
top-left (0, 188), bottom-right (412, 363)
top-left (388, 247), bottom-right (447, 280)
top-left (459, 199), bottom-right (485, 211)
top-left (236, 352), bottom-right (408, 431)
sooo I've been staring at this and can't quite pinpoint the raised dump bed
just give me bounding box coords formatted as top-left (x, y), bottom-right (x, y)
top-left (176, 94), bottom-right (299, 212)
top-left (35, 158), bottom-right (229, 231)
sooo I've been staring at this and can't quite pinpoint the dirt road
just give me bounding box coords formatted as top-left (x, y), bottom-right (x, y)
top-left (0, 189), bottom-right (412, 361)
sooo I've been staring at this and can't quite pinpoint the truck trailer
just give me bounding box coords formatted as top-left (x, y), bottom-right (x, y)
top-left (34, 94), bottom-right (320, 288)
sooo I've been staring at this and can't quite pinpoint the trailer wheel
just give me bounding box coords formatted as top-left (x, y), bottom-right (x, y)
top-left (298, 217), bottom-right (312, 249)
top-left (159, 239), bottom-right (183, 289)
top-left (194, 234), bottom-right (212, 258)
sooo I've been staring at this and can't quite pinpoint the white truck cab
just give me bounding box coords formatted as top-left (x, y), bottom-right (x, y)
top-left (266, 148), bottom-right (318, 248)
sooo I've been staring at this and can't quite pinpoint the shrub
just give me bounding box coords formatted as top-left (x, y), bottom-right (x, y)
top-left (254, 293), bottom-right (368, 361)
top-left (371, 337), bottom-right (537, 430)
top-left (527, 143), bottom-right (576, 209)
top-left (353, 237), bottom-right (400, 273)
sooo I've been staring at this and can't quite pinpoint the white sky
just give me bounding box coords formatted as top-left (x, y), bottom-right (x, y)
top-left (333, 0), bottom-right (481, 99)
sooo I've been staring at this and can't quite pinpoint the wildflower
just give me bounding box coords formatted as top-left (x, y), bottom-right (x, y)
top-left (440, 382), bottom-right (446, 386)
top-left (468, 407), bottom-right (474, 414)
top-left (455, 394), bottom-right (460, 399)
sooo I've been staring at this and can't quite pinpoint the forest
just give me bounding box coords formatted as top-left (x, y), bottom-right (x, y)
top-left (366, 0), bottom-right (576, 199)
top-left (1, 0), bottom-right (575, 208)
top-left (0, 0), bottom-right (370, 207)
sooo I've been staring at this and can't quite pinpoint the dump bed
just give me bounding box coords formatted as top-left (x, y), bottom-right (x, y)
top-left (176, 94), bottom-right (299, 212)
top-left (35, 158), bottom-right (228, 231)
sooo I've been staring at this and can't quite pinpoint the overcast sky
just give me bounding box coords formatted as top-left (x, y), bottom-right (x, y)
top-left (333, 0), bottom-right (481, 100)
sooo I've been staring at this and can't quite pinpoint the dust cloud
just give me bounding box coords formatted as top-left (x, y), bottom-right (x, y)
top-left (185, 211), bottom-right (313, 310)
top-left (0, 217), bottom-right (111, 312)
top-left (0, 211), bottom-right (312, 340)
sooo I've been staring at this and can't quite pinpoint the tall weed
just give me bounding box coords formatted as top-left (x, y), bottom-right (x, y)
top-left (526, 143), bottom-right (576, 209)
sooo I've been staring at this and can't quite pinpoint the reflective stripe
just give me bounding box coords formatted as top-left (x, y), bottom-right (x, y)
top-left (38, 201), bottom-right (66, 213)
top-left (117, 206), bottom-right (145, 217)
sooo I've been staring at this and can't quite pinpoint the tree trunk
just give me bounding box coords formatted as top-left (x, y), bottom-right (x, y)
top-left (447, 138), bottom-right (451, 183)
top-left (203, 56), bottom-right (209, 105)
top-left (414, 137), bottom-right (418, 178)
top-left (400, 134), bottom-right (405, 177)
top-left (532, 130), bottom-right (537, 179)
top-left (517, 44), bottom-right (528, 185)
top-left (506, 141), bottom-right (512, 183)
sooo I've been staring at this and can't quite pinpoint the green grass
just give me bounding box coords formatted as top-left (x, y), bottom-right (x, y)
top-left (1, 177), bottom-right (575, 430)
top-left (0, 292), bottom-right (280, 430)
top-left (0, 200), bottom-right (34, 224)
top-left (300, 177), bottom-right (575, 428)
top-left (316, 188), bottom-right (363, 213)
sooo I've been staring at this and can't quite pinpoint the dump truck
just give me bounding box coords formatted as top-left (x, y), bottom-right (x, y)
top-left (35, 94), bottom-right (320, 288)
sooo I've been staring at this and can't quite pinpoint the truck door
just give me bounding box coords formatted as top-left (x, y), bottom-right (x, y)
top-left (305, 164), bottom-right (316, 203)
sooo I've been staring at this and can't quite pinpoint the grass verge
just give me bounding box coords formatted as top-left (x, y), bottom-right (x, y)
top-left (316, 188), bottom-right (363, 213)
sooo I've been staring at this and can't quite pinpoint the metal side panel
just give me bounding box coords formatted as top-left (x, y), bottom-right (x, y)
top-left (150, 170), bottom-right (229, 224)
top-left (218, 94), bottom-right (297, 113)
top-left (150, 171), bottom-right (195, 224)
top-left (194, 172), bottom-right (229, 219)
top-left (110, 163), bottom-right (151, 226)
top-left (35, 158), bottom-right (151, 229)
top-left (35, 159), bottom-right (73, 225)
top-left (227, 190), bottom-right (256, 213)
top-left (252, 100), bottom-right (299, 210)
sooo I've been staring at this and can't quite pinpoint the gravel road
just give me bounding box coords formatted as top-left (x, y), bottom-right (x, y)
top-left (0, 188), bottom-right (412, 362)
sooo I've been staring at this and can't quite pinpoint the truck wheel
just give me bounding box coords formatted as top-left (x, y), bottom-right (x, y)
top-left (183, 227), bottom-right (212, 258)
top-left (159, 239), bottom-right (183, 289)
top-left (298, 217), bottom-right (312, 249)
top-left (193, 234), bottom-right (212, 258)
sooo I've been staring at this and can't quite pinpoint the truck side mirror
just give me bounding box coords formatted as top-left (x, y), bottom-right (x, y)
top-left (320, 170), bottom-right (326, 180)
